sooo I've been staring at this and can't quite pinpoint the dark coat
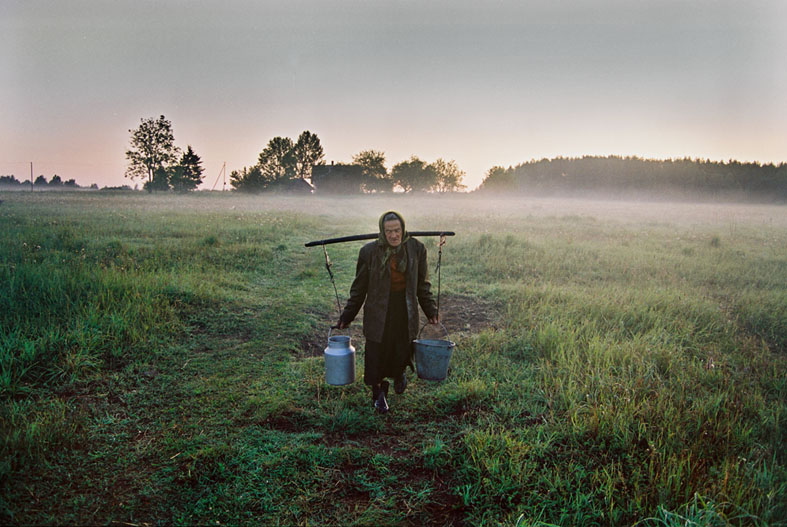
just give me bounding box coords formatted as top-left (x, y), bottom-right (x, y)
top-left (340, 237), bottom-right (438, 343)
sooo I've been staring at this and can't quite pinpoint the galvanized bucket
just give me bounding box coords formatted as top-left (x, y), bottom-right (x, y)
top-left (413, 323), bottom-right (455, 381)
top-left (324, 328), bottom-right (355, 386)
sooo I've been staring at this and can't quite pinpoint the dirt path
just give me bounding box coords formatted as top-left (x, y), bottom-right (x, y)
top-left (300, 293), bottom-right (500, 356)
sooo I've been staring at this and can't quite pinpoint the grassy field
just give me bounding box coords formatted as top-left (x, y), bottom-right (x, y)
top-left (1, 191), bottom-right (785, 526)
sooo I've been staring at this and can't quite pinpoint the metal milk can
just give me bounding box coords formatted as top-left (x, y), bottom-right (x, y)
top-left (324, 329), bottom-right (355, 385)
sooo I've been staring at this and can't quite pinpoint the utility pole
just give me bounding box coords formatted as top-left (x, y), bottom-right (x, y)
top-left (211, 162), bottom-right (227, 191)
top-left (30, 162), bottom-right (33, 192)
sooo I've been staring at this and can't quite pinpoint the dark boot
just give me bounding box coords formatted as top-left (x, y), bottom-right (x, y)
top-left (394, 371), bottom-right (407, 394)
top-left (373, 381), bottom-right (389, 413)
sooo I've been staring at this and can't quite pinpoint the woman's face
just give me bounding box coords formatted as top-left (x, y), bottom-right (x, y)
top-left (383, 219), bottom-right (403, 247)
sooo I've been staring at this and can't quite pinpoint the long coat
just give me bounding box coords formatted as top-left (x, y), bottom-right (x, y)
top-left (340, 237), bottom-right (438, 343)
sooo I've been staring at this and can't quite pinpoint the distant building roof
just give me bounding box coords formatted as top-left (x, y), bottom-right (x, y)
top-left (283, 177), bottom-right (315, 193)
top-left (311, 164), bottom-right (366, 193)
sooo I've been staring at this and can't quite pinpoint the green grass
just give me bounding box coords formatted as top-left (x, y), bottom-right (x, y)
top-left (1, 192), bottom-right (785, 526)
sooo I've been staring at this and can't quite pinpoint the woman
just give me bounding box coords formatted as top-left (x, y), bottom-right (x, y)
top-left (337, 211), bottom-right (439, 413)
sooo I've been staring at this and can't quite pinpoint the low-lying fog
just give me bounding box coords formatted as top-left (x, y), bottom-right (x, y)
top-left (156, 193), bottom-right (787, 229)
top-left (5, 191), bottom-right (785, 231)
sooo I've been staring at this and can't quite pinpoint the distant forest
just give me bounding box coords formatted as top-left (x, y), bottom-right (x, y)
top-left (478, 156), bottom-right (787, 201)
top-left (4, 155), bottom-right (786, 201)
top-left (0, 175), bottom-right (98, 190)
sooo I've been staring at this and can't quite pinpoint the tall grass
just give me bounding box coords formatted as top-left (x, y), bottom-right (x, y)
top-left (1, 192), bottom-right (785, 525)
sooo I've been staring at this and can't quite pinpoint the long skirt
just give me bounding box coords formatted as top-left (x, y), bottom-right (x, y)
top-left (364, 289), bottom-right (411, 386)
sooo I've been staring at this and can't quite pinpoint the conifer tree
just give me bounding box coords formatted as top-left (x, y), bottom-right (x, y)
top-left (171, 145), bottom-right (204, 192)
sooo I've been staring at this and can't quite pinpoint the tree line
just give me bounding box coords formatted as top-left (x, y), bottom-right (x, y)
top-left (123, 115), bottom-right (468, 194)
top-left (16, 116), bottom-right (779, 198)
top-left (0, 174), bottom-right (97, 190)
top-left (229, 139), bottom-right (467, 193)
top-left (478, 156), bottom-right (787, 200)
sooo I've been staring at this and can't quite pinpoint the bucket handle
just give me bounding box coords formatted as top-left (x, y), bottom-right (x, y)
top-left (417, 321), bottom-right (452, 341)
top-left (329, 325), bottom-right (351, 339)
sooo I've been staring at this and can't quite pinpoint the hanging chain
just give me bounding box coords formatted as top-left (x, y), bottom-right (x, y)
top-left (322, 244), bottom-right (342, 318)
top-left (435, 234), bottom-right (446, 318)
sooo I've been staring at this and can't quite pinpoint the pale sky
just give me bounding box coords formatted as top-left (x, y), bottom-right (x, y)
top-left (2, 0), bottom-right (785, 190)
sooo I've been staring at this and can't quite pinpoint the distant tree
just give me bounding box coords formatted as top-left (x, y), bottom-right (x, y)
top-left (292, 131), bottom-right (325, 180)
top-left (353, 150), bottom-right (391, 192)
top-left (258, 136), bottom-right (296, 187)
top-left (478, 166), bottom-right (514, 193)
top-left (0, 175), bottom-right (21, 186)
top-left (391, 156), bottom-right (436, 192)
top-left (166, 166), bottom-right (185, 191)
top-left (143, 166), bottom-right (171, 192)
top-left (34, 175), bottom-right (48, 187)
top-left (230, 165), bottom-right (269, 192)
top-left (429, 159), bottom-right (467, 192)
top-left (170, 145), bottom-right (204, 192)
top-left (64, 179), bottom-right (78, 187)
top-left (125, 115), bottom-right (181, 191)
top-left (89, 183), bottom-right (99, 190)
top-left (49, 175), bottom-right (63, 187)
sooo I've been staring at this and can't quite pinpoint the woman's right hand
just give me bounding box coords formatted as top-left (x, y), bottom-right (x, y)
top-left (336, 319), bottom-right (349, 329)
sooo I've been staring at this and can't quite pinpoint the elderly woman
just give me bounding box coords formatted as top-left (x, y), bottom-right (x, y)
top-left (337, 211), bottom-right (438, 413)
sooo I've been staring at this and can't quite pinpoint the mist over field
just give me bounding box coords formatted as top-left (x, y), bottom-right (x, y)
top-left (5, 0), bottom-right (785, 520)
top-left (1, 191), bottom-right (785, 525)
top-left (34, 189), bottom-right (776, 220)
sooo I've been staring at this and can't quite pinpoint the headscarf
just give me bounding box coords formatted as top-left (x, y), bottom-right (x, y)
top-left (377, 210), bottom-right (409, 277)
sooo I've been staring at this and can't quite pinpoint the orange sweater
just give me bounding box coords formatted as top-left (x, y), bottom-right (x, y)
top-left (390, 256), bottom-right (406, 292)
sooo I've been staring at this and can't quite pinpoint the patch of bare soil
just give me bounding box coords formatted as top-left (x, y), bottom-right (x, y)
top-left (299, 316), bottom-right (366, 358)
top-left (299, 293), bottom-right (500, 357)
top-left (418, 293), bottom-right (500, 341)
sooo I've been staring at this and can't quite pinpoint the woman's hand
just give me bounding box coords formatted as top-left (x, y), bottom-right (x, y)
top-left (336, 319), bottom-right (349, 329)
top-left (428, 315), bottom-right (439, 324)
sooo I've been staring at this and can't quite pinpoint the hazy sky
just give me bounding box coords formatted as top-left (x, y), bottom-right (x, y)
top-left (2, 0), bottom-right (785, 190)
